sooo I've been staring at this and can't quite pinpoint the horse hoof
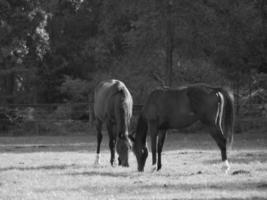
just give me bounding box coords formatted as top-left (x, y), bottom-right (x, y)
top-left (94, 154), bottom-right (101, 167)
top-left (110, 161), bottom-right (117, 167)
top-left (223, 167), bottom-right (230, 175)
top-left (93, 162), bottom-right (100, 168)
top-left (222, 160), bottom-right (230, 174)
top-left (151, 164), bottom-right (157, 172)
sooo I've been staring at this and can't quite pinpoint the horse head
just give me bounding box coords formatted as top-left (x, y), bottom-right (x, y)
top-left (129, 129), bottom-right (148, 172)
top-left (116, 134), bottom-right (132, 167)
top-left (133, 144), bottom-right (148, 172)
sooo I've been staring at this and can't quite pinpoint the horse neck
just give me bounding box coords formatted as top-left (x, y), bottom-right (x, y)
top-left (135, 114), bottom-right (148, 147)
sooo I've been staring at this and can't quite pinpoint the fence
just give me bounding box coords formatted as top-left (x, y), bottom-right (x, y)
top-left (0, 103), bottom-right (266, 136)
top-left (237, 103), bottom-right (267, 132)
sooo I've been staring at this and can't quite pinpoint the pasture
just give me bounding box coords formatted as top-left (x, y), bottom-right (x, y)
top-left (0, 130), bottom-right (267, 200)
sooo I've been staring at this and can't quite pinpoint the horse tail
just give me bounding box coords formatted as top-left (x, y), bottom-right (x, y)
top-left (218, 88), bottom-right (235, 148)
top-left (119, 83), bottom-right (133, 124)
top-left (113, 81), bottom-right (133, 141)
top-left (114, 81), bottom-right (133, 112)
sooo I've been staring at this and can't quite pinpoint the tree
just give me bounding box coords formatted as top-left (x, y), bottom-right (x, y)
top-left (1, 0), bottom-right (265, 105)
top-left (0, 0), bottom-right (50, 104)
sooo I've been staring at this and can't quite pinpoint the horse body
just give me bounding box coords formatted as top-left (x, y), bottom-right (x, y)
top-left (94, 79), bottom-right (133, 167)
top-left (133, 84), bottom-right (234, 172)
top-left (143, 88), bottom-right (199, 129)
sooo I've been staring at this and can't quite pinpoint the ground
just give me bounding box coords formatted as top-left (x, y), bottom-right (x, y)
top-left (0, 130), bottom-right (267, 200)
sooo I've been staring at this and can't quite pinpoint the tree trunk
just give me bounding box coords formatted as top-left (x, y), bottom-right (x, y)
top-left (235, 75), bottom-right (242, 133)
top-left (260, 0), bottom-right (266, 72)
top-left (5, 72), bottom-right (15, 104)
top-left (248, 72), bottom-right (252, 110)
top-left (155, 0), bottom-right (174, 87)
top-left (165, 1), bottom-right (174, 87)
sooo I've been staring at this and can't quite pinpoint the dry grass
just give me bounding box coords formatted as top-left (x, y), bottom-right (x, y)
top-left (0, 131), bottom-right (267, 200)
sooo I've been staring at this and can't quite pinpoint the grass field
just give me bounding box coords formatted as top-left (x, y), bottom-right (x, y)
top-left (0, 130), bottom-right (267, 200)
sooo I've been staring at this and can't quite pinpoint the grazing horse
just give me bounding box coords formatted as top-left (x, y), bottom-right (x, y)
top-left (94, 79), bottom-right (133, 167)
top-left (131, 84), bottom-right (234, 172)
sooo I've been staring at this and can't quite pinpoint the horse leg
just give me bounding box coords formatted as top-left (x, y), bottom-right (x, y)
top-left (209, 125), bottom-right (230, 173)
top-left (107, 122), bottom-right (116, 166)
top-left (148, 121), bottom-right (158, 172)
top-left (95, 118), bottom-right (102, 166)
top-left (157, 130), bottom-right (166, 171)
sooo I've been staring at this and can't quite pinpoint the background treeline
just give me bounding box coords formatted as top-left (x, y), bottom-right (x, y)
top-left (0, 0), bottom-right (266, 134)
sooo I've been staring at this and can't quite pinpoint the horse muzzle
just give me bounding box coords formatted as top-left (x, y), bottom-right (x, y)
top-left (118, 157), bottom-right (129, 167)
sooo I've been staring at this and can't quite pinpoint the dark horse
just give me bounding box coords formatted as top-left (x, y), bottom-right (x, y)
top-left (94, 79), bottom-right (133, 167)
top-left (131, 84), bottom-right (234, 172)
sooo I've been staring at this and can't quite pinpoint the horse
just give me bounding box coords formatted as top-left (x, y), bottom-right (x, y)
top-left (130, 84), bottom-right (234, 172)
top-left (94, 79), bottom-right (133, 167)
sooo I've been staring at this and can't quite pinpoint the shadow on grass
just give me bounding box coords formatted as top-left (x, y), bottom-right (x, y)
top-left (0, 164), bottom-right (83, 172)
top-left (0, 144), bottom-right (96, 153)
top-left (35, 180), bottom-right (267, 199)
top-left (67, 170), bottom-right (130, 178)
top-left (129, 181), bottom-right (267, 191)
top-left (204, 151), bottom-right (267, 165)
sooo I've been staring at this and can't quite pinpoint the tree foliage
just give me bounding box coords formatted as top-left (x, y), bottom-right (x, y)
top-left (0, 0), bottom-right (266, 104)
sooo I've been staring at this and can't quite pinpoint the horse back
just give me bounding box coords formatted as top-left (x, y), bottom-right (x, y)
top-left (186, 85), bottom-right (218, 113)
top-left (94, 79), bottom-right (132, 122)
top-left (142, 88), bottom-right (194, 128)
top-left (142, 85), bottom-right (219, 129)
